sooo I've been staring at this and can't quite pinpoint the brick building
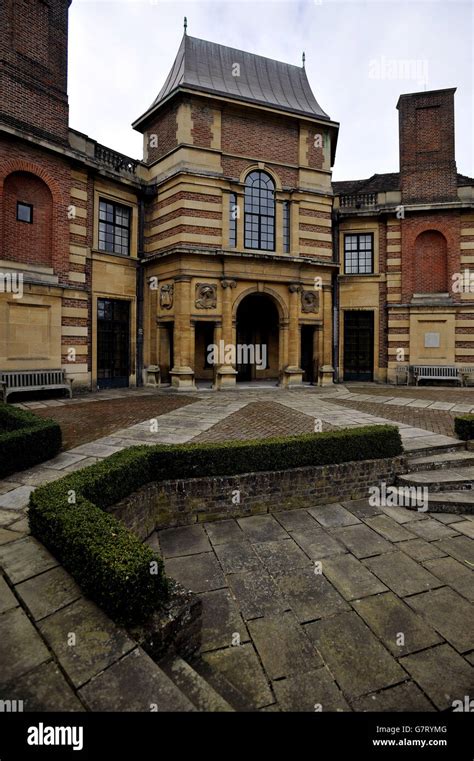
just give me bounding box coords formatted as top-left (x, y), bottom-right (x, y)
top-left (0, 0), bottom-right (473, 392)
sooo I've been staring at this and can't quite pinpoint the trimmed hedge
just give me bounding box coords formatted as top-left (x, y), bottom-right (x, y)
top-left (454, 414), bottom-right (474, 441)
top-left (0, 404), bottom-right (62, 479)
top-left (29, 425), bottom-right (402, 624)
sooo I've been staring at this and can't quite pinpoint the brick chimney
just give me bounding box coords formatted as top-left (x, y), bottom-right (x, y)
top-left (0, 0), bottom-right (72, 144)
top-left (397, 88), bottom-right (458, 203)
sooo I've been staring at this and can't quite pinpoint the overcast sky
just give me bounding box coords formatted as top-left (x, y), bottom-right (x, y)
top-left (68, 0), bottom-right (474, 181)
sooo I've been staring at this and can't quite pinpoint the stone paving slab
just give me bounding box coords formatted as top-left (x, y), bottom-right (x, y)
top-left (352, 592), bottom-right (443, 656)
top-left (226, 567), bottom-right (288, 620)
top-left (352, 682), bottom-right (434, 712)
top-left (422, 556), bottom-right (474, 601)
top-left (291, 528), bottom-right (347, 560)
top-left (237, 514), bottom-right (288, 543)
top-left (407, 518), bottom-right (460, 542)
top-left (405, 587), bottom-right (474, 653)
top-left (248, 612), bottom-right (322, 680)
top-left (79, 648), bottom-right (195, 712)
top-left (204, 519), bottom-right (247, 546)
top-left (434, 535), bottom-right (474, 567)
top-left (198, 589), bottom-right (250, 652)
top-left (213, 540), bottom-right (262, 574)
top-left (273, 567), bottom-right (350, 623)
top-left (164, 553), bottom-right (226, 594)
top-left (272, 667), bottom-right (351, 712)
top-left (0, 575), bottom-right (18, 614)
top-left (0, 485), bottom-right (34, 511)
top-left (307, 502), bottom-right (361, 528)
top-left (202, 643), bottom-right (274, 709)
top-left (400, 538), bottom-right (448, 562)
top-left (363, 514), bottom-right (416, 543)
top-left (322, 553), bottom-right (388, 600)
top-left (38, 598), bottom-right (135, 688)
top-left (15, 566), bottom-right (82, 621)
top-left (0, 528), bottom-right (23, 545)
top-left (252, 538), bottom-right (311, 574)
top-left (274, 509), bottom-right (321, 533)
top-left (305, 611), bottom-right (405, 699)
top-left (363, 551), bottom-right (444, 597)
top-left (330, 524), bottom-right (394, 558)
top-left (400, 644), bottom-right (474, 710)
top-left (3, 660), bottom-right (84, 712)
top-left (159, 525), bottom-right (212, 558)
top-left (0, 537), bottom-right (59, 584)
top-left (0, 607), bottom-right (50, 687)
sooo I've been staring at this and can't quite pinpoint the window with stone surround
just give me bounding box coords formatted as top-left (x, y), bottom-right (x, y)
top-left (344, 233), bottom-right (374, 274)
top-left (244, 171), bottom-right (275, 251)
top-left (98, 199), bottom-right (131, 256)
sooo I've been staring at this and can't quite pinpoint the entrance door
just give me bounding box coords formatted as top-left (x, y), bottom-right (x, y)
top-left (235, 293), bottom-right (279, 382)
top-left (343, 311), bottom-right (374, 381)
top-left (194, 322), bottom-right (215, 382)
top-left (300, 325), bottom-right (315, 383)
top-left (97, 299), bottom-right (130, 388)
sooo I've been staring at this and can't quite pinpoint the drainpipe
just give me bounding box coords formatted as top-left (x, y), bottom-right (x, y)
top-left (332, 209), bottom-right (340, 382)
top-left (136, 194), bottom-right (145, 387)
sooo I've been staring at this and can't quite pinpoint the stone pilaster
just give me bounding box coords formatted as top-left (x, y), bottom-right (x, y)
top-left (170, 275), bottom-right (195, 390)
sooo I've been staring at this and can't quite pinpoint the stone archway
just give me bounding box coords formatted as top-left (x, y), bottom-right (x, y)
top-left (235, 292), bottom-right (280, 382)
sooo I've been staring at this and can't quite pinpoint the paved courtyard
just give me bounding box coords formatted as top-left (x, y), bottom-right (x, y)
top-left (0, 384), bottom-right (473, 711)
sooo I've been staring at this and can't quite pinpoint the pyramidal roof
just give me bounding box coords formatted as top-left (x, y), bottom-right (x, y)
top-left (133, 35), bottom-right (331, 128)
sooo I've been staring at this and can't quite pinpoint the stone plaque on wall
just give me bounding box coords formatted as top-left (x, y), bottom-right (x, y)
top-left (424, 332), bottom-right (440, 348)
top-left (301, 290), bottom-right (319, 313)
top-left (196, 283), bottom-right (217, 309)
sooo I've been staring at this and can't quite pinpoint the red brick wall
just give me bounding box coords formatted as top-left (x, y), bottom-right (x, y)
top-left (0, 0), bottom-right (70, 142)
top-left (145, 103), bottom-right (178, 163)
top-left (398, 90), bottom-right (457, 202)
top-left (0, 139), bottom-right (72, 284)
top-left (400, 212), bottom-right (460, 301)
top-left (191, 103), bottom-right (214, 148)
top-left (222, 108), bottom-right (299, 167)
top-left (2, 171), bottom-right (53, 266)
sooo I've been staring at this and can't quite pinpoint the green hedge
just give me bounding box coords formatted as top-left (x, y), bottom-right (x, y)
top-left (454, 414), bottom-right (474, 441)
top-left (29, 425), bottom-right (402, 624)
top-left (0, 404), bottom-right (62, 479)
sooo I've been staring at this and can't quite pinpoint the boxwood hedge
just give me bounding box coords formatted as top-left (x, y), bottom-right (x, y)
top-left (0, 404), bottom-right (62, 479)
top-left (29, 424), bottom-right (402, 624)
top-left (454, 414), bottom-right (474, 441)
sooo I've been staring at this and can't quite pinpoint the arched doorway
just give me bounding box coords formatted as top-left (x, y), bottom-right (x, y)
top-left (235, 293), bottom-right (279, 382)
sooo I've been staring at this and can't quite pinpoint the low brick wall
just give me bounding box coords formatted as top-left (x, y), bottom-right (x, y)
top-left (109, 455), bottom-right (407, 539)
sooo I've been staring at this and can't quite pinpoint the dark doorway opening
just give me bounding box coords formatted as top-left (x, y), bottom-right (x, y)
top-left (343, 310), bottom-right (374, 381)
top-left (159, 323), bottom-right (174, 384)
top-left (301, 325), bottom-right (315, 383)
top-left (194, 322), bottom-right (215, 382)
top-left (236, 293), bottom-right (279, 382)
top-left (97, 299), bottom-right (130, 388)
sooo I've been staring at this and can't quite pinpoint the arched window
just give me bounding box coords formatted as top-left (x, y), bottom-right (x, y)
top-left (414, 230), bottom-right (448, 294)
top-left (244, 171), bottom-right (275, 251)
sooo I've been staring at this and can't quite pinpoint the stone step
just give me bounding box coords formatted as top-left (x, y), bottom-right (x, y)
top-left (387, 487), bottom-right (474, 514)
top-left (398, 467), bottom-right (474, 492)
top-left (159, 654), bottom-right (235, 712)
top-left (407, 450), bottom-right (474, 472)
top-left (402, 438), bottom-right (466, 458)
top-left (189, 657), bottom-right (257, 712)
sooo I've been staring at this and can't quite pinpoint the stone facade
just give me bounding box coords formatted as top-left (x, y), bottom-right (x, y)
top-left (0, 4), bottom-right (473, 390)
top-left (110, 455), bottom-right (407, 534)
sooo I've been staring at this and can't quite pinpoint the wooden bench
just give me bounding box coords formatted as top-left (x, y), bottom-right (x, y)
top-left (0, 369), bottom-right (72, 403)
top-left (412, 365), bottom-right (461, 386)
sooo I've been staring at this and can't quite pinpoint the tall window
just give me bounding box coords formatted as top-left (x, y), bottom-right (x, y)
top-left (344, 233), bottom-right (374, 274)
top-left (244, 171), bottom-right (275, 251)
top-left (99, 199), bottom-right (131, 255)
top-left (229, 193), bottom-right (237, 248)
top-left (282, 201), bottom-right (290, 253)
